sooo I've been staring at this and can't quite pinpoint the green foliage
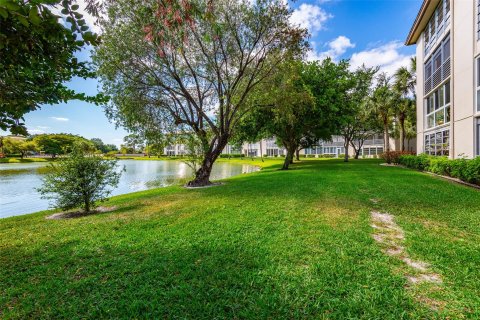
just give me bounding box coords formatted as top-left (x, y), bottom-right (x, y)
top-left (380, 151), bottom-right (415, 165)
top-left (397, 154), bottom-right (431, 171)
top-left (398, 154), bottom-right (480, 185)
top-left (0, 0), bottom-right (104, 135)
top-left (95, 0), bottom-right (307, 185)
top-left (90, 138), bottom-right (118, 154)
top-left (219, 154), bottom-right (243, 158)
top-left (2, 138), bottom-right (37, 158)
top-left (37, 147), bottom-right (123, 212)
top-left (236, 58), bottom-right (351, 169)
top-left (33, 133), bottom-right (94, 157)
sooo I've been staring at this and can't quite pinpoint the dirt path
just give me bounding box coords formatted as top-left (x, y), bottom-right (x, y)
top-left (370, 208), bottom-right (445, 311)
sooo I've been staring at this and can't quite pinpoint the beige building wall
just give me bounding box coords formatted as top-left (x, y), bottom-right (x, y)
top-left (416, 35), bottom-right (425, 154)
top-left (451, 0), bottom-right (475, 158)
top-left (411, 0), bottom-right (480, 159)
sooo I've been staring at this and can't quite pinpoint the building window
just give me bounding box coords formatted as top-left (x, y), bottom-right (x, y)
top-left (425, 81), bottom-right (450, 129)
top-left (424, 0), bottom-right (450, 55)
top-left (424, 35), bottom-right (450, 95)
top-left (362, 147), bottom-right (384, 156)
top-left (425, 129), bottom-right (449, 156)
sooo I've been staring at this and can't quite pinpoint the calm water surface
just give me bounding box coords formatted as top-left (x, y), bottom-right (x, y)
top-left (0, 160), bottom-right (258, 218)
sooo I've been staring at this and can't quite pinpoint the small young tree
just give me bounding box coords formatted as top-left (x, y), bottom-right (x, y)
top-left (37, 146), bottom-right (123, 213)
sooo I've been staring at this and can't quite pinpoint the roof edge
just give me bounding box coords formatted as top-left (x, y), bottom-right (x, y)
top-left (405, 0), bottom-right (440, 46)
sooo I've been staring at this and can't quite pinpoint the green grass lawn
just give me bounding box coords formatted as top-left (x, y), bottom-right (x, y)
top-left (0, 157), bottom-right (52, 163)
top-left (1, 159), bottom-right (479, 319)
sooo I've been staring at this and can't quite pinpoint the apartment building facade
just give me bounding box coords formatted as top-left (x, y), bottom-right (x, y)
top-left (407, 0), bottom-right (480, 158)
top-left (164, 135), bottom-right (391, 158)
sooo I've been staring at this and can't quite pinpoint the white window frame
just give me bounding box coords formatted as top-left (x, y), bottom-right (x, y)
top-left (424, 0), bottom-right (450, 56)
top-left (424, 129), bottom-right (450, 156)
top-left (425, 81), bottom-right (451, 130)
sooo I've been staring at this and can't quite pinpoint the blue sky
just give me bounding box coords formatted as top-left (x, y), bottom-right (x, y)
top-left (2, 0), bottom-right (422, 147)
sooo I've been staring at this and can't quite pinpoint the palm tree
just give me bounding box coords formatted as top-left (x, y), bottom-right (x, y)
top-left (370, 73), bottom-right (396, 154)
top-left (393, 57), bottom-right (417, 151)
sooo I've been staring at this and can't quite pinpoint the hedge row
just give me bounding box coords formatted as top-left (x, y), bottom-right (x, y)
top-left (397, 154), bottom-right (480, 185)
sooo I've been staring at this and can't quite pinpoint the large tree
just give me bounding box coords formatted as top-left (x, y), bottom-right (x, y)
top-left (0, 0), bottom-right (104, 135)
top-left (94, 0), bottom-right (306, 186)
top-left (33, 133), bottom-right (93, 157)
top-left (235, 58), bottom-right (350, 170)
top-left (336, 65), bottom-right (377, 162)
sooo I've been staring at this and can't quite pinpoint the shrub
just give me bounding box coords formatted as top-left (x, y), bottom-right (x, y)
top-left (37, 147), bottom-right (124, 212)
top-left (398, 154), bottom-right (480, 186)
top-left (429, 157), bottom-right (451, 176)
top-left (381, 151), bottom-right (415, 164)
top-left (398, 154), bottom-right (431, 171)
top-left (105, 151), bottom-right (118, 158)
top-left (219, 154), bottom-right (243, 159)
top-left (306, 154), bottom-right (316, 158)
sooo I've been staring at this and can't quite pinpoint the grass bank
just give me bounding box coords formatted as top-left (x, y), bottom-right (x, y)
top-left (0, 157), bottom-right (53, 163)
top-left (1, 159), bottom-right (479, 318)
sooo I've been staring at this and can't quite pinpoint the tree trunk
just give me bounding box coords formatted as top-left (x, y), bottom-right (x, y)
top-left (384, 121), bottom-right (390, 153)
top-left (295, 148), bottom-right (300, 161)
top-left (187, 136), bottom-right (228, 187)
top-left (344, 138), bottom-right (350, 162)
top-left (282, 145), bottom-right (295, 170)
top-left (260, 140), bottom-right (264, 162)
top-left (84, 195), bottom-right (90, 213)
top-left (400, 115), bottom-right (406, 151)
top-left (354, 148), bottom-right (361, 159)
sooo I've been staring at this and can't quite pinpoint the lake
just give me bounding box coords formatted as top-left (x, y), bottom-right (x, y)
top-left (0, 160), bottom-right (259, 218)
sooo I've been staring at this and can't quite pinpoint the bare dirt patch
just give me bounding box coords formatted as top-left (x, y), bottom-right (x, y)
top-left (46, 206), bottom-right (117, 220)
top-left (371, 211), bottom-right (445, 310)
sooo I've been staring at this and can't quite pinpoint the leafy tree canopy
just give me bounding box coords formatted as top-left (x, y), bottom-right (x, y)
top-left (0, 0), bottom-right (105, 135)
top-left (32, 133), bottom-right (94, 156)
top-left (235, 58), bottom-right (352, 169)
top-left (95, 0), bottom-right (307, 186)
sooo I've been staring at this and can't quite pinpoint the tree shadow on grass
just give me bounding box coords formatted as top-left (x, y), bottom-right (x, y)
top-left (0, 227), bottom-right (423, 319)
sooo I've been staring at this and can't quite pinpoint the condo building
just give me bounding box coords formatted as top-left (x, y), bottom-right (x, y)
top-left (164, 135), bottom-right (392, 159)
top-left (407, 0), bottom-right (480, 158)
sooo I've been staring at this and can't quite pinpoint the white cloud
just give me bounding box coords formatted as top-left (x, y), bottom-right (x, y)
top-left (349, 41), bottom-right (413, 75)
top-left (307, 36), bottom-right (355, 61)
top-left (27, 126), bottom-right (49, 134)
top-left (50, 117), bottom-right (69, 122)
top-left (290, 4), bottom-right (332, 35)
top-left (28, 129), bottom-right (46, 135)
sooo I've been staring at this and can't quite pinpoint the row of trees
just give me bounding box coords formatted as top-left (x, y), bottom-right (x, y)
top-left (0, 134), bottom-right (117, 158)
top-left (93, 0), bottom-right (417, 186)
top-left (1, 0), bottom-right (417, 188)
